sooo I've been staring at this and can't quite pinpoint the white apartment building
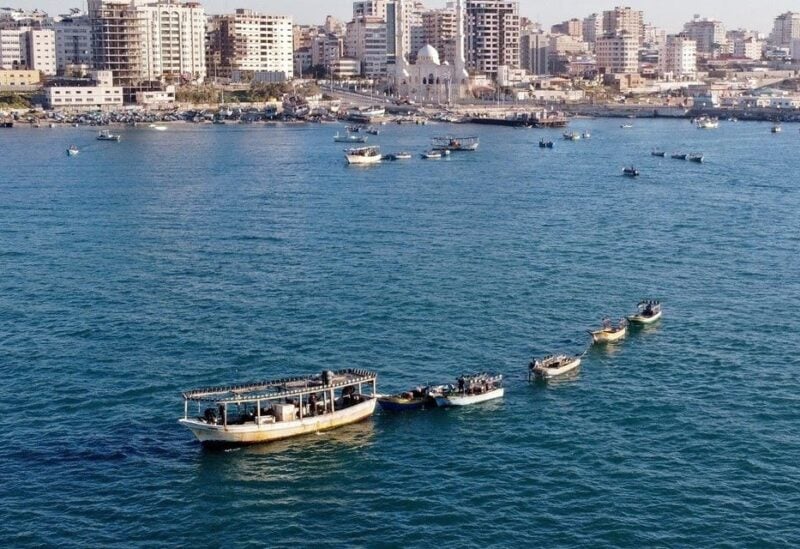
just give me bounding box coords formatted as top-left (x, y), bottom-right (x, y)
top-left (0, 28), bottom-right (28, 69)
top-left (596, 31), bottom-right (638, 75)
top-left (139, 2), bottom-right (206, 83)
top-left (55, 14), bottom-right (93, 74)
top-left (602, 7), bottom-right (643, 44)
top-left (44, 70), bottom-right (123, 109)
top-left (683, 18), bottom-right (726, 57)
top-left (661, 34), bottom-right (697, 80)
top-left (466, 0), bottom-right (521, 77)
top-left (353, 1), bottom-right (388, 20)
top-left (732, 37), bottom-right (762, 60)
top-left (346, 15), bottom-right (387, 77)
top-left (27, 28), bottom-right (56, 75)
top-left (208, 10), bottom-right (293, 80)
top-left (770, 12), bottom-right (800, 47)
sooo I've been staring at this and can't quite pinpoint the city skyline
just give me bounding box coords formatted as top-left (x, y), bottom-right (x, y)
top-left (10, 0), bottom-right (800, 33)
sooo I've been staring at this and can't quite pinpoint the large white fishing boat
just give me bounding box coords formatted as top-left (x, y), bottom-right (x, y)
top-left (345, 146), bottom-right (382, 165)
top-left (432, 374), bottom-right (503, 407)
top-left (179, 369), bottom-right (378, 446)
top-left (529, 355), bottom-right (582, 380)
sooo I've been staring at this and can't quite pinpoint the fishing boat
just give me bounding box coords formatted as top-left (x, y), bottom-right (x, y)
top-left (771, 124), bottom-right (782, 134)
top-left (589, 318), bottom-right (629, 344)
top-left (528, 354), bottom-right (582, 380)
top-left (66, 145), bottom-right (80, 156)
top-left (623, 166), bottom-right (640, 177)
top-left (377, 386), bottom-right (439, 412)
top-left (671, 153), bottom-right (688, 160)
top-left (539, 139), bottom-right (554, 148)
top-left (421, 150), bottom-right (443, 159)
top-left (689, 153), bottom-right (704, 163)
top-left (620, 124), bottom-right (633, 129)
top-left (431, 135), bottom-right (479, 152)
top-left (96, 129), bottom-right (121, 142)
top-left (178, 369), bottom-right (378, 446)
top-left (651, 150), bottom-right (666, 157)
top-left (345, 146), bottom-right (382, 165)
top-left (334, 132), bottom-right (367, 143)
top-left (696, 117), bottom-right (719, 129)
top-left (627, 300), bottom-right (663, 324)
top-left (432, 374), bottom-right (503, 407)
top-left (384, 152), bottom-right (412, 161)
top-left (563, 131), bottom-right (581, 141)
top-left (366, 127), bottom-right (380, 135)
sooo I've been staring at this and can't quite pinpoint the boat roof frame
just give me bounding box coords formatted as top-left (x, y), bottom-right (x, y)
top-left (182, 368), bottom-right (377, 404)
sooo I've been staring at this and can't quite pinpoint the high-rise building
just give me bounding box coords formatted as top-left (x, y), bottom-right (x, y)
top-left (596, 31), bottom-right (638, 75)
top-left (683, 17), bottom-right (726, 57)
top-left (519, 30), bottom-right (548, 74)
top-left (346, 15), bottom-right (387, 77)
top-left (206, 10), bottom-right (293, 81)
top-left (466, 0), bottom-right (520, 77)
top-left (551, 19), bottom-right (582, 40)
top-left (602, 7), bottom-right (643, 44)
top-left (89, 0), bottom-right (206, 86)
top-left (0, 28), bottom-right (29, 70)
top-left (661, 34), bottom-right (696, 79)
top-left (55, 12), bottom-right (93, 74)
top-left (26, 28), bottom-right (56, 75)
top-left (422, 7), bottom-right (457, 64)
top-left (769, 12), bottom-right (800, 47)
top-left (582, 13), bottom-right (602, 50)
top-left (353, 1), bottom-right (388, 20)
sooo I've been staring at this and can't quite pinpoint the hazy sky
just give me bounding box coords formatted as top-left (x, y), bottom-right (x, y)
top-left (15, 1), bottom-right (797, 34)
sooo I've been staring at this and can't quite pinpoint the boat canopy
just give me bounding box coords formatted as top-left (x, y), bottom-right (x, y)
top-left (182, 369), bottom-right (377, 404)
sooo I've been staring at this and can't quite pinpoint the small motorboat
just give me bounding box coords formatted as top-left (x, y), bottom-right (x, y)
top-left (627, 300), bottom-right (663, 325)
top-left (529, 355), bottom-right (582, 380)
top-left (66, 145), bottom-right (80, 156)
top-left (384, 152), bottom-right (412, 161)
top-left (651, 150), bottom-right (666, 157)
top-left (334, 132), bottom-right (367, 143)
top-left (589, 318), bottom-right (628, 344)
top-left (563, 131), bottom-right (581, 141)
top-left (771, 124), bottom-right (782, 134)
top-left (421, 150), bottom-right (443, 159)
top-left (620, 124), bottom-right (633, 129)
top-left (97, 129), bottom-right (121, 142)
top-left (623, 167), bottom-right (640, 177)
top-left (539, 139), bottom-right (554, 149)
top-left (689, 154), bottom-right (704, 163)
top-left (377, 386), bottom-right (438, 412)
top-left (671, 153), bottom-right (688, 160)
top-left (432, 374), bottom-right (503, 407)
top-left (696, 117), bottom-right (719, 129)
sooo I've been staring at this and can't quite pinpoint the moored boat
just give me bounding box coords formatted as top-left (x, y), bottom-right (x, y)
top-left (66, 145), bottom-right (80, 156)
top-left (377, 386), bottom-right (439, 412)
top-left (421, 150), bottom-right (443, 159)
top-left (696, 117), bottom-right (719, 129)
top-left (529, 354), bottom-right (582, 380)
top-left (563, 131), bottom-right (581, 141)
top-left (178, 369), bottom-right (378, 446)
top-left (539, 139), bottom-right (554, 148)
top-left (651, 150), bottom-right (666, 157)
top-left (432, 374), bottom-right (503, 407)
top-left (627, 300), bottom-right (663, 324)
top-left (334, 132), bottom-right (368, 143)
top-left (589, 318), bottom-right (628, 344)
top-left (771, 124), bottom-right (782, 133)
top-left (620, 124), bottom-right (633, 129)
top-left (345, 146), bottom-right (382, 165)
top-left (97, 129), bottom-right (121, 142)
top-left (384, 152), bottom-right (412, 161)
top-left (431, 135), bottom-right (479, 152)
top-left (689, 153), bottom-right (704, 163)
top-left (623, 166), bottom-right (640, 177)
top-left (671, 153), bottom-right (688, 160)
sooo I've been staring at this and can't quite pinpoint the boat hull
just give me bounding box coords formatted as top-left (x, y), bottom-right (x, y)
top-left (627, 310), bottom-right (662, 324)
top-left (434, 388), bottom-right (504, 407)
top-left (346, 154), bottom-right (381, 165)
top-left (533, 358), bottom-right (582, 379)
top-left (179, 398), bottom-right (377, 446)
top-left (590, 327), bottom-right (628, 343)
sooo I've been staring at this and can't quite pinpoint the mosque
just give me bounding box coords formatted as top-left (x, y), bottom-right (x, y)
top-left (388, 0), bottom-right (470, 102)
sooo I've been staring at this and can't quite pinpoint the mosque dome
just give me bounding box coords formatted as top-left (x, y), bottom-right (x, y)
top-left (416, 44), bottom-right (441, 65)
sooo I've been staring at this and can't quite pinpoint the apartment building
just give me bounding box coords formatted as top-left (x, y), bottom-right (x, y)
top-left (466, 0), bottom-right (520, 77)
top-left (602, 7), bottom-right (643, 44)
top-left (683, 18), bottom-right (726, 57)
top-left (346, 15), bottom-right (387, 77)
top-left (596, 31), bottom-right (638, 75)
top-left (26, 28), bottom-right (56, 75)
top-left (770, 12), bottom-right (800, 47)
top-left (422, 7), bottom-right (457, 65)
top-left (661, 34), bottom-right (697, 79)
top-left (55, 13), bottom-right (93, 74)
top-left (519, 30), bottom-right (548, 75)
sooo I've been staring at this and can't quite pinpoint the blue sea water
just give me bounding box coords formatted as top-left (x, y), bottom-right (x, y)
top-left (1, 118), bottom-right (800, 547)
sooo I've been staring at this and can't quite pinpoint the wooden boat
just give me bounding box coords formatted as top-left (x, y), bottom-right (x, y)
top-left (563, 131), bottom-right (581, 141)
top-left (771, 124), bottom-right (782, 134)
top-left (345, 146), bottom-right (381, 165)
top-left (696, 117), bottom-right (719, 129)
top-left (671, 153), bottom-right (688, 160)
top-left (627, 300), bottom-right (663, 324)
top-left (432, 374), bottom-right (503, 407)
top-left (589, 318), bottom-right (628, 344)
top-left (431, 135), bottom-right (479, 152)
top-left (529, 355), bottom-right (582, 380)
top-left (66, 145), bottom-right (80, 156)
top-left (97, 129), bottom-right (121, 142)
top-left (623, 167), bottom-right (640, 177)
top-left (421, 150), bottom-right (443, 159)
top-left (179, 369), bottom-right (378, 446)
top-left (620, 124), bottom-right (633, 129)
top-left (384, 152), bottom-right (412, 161)
top-left (689, 154), bottom-right (704, 163)
top-left (651, 150), bottom-right (666, 157)
top-left (377, 386), bottom-right (439, 412)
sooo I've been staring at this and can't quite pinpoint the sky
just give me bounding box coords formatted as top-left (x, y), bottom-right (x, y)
top-left (13, 0), bottom-right (798, 34)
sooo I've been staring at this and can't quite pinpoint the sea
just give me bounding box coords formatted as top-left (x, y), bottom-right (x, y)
top-left (1, 118), bottom-right (799, 547)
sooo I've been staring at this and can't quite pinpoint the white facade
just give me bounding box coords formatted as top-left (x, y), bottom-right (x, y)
top-left (26, 29), bottom-right (56, 75)
top-left (733, 37), bottom-right (762, 60)
top-left (596, 31), bottom-right (638, 75)
top-left (346, 16), bottom-right (387, 77)
top-left (683, 18), bottom-right (726, 57)
top-left (140, 2), bottom-right (206, 83)
top-left (55, 14), bottom-right (92, 74)
top-left (770, 12), bottom-right (800, 47)
top-left (661, 34), bottom-right (697, 80)
top-left (602, 7), bottom-right (643, 44)
top-left (0, 28), bottom-right (28, 70)
top-left (45, 70), bottom-right (123, 109)
top-left (222, 10), bottom-right (293, 79)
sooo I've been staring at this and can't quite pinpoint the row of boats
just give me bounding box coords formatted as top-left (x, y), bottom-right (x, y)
top-left (178, 301), bottom-right (662, 446)
top-left (651, 151), bottom-right (705, 163)
top-left (343, 136), bottom-right (479, 165)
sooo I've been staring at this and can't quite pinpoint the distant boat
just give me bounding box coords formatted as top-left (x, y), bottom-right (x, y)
top-left (623, 166), bottom-right (640, 177)
top-left (589, 318), bottom-right (628, 344)
top-left (366, 127), bottom-right (380, 135)
top-left (696, 117), bottom-right (719, 129)
top-left (96, 129), bottom-right (121, 142)
top-left (66, 145), bottom-right (80, 156)
top-left (539, 139), bottom-right (554, 148)
top-left (651, 150), bottom-right (666, 157)
top-left (689, 154), bottom-right (704, 163)
top-left (421, 150), bottom-right (443, 159)
top-left (149, 124), bottom-right (167, 131)
top-left (582, 131), bottom-right (591, 139)
top-left (431, 374), bottom-right (504, 407)
top-left (431, 135), bottom-right (479, 151)
top-left (334, 132), bottom-right (367, 143)
top-left (384, 152), bottom-right (412, 161)
top-left (528, 355), bottom-right (582, 380)
top-left (377, 386), bottom-right (438, 412)
top-left (563, 131), bottom-right (581, 141)
top-left (671, 153), bottom-right (688, 160)
top-left (627, 300), bottom-right (663, 325)
top-left (620, 124), bottom-right (633, 129)
top-left (771, 124), bottom-right (782, 133)
top-left (344, 146), bottom-right (381, 165)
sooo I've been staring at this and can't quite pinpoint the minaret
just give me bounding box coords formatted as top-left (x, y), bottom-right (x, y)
top-left (454, 0), bottom-right (468, 97)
